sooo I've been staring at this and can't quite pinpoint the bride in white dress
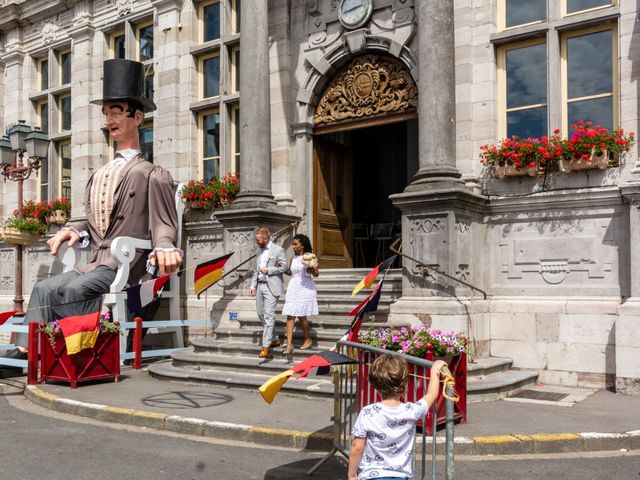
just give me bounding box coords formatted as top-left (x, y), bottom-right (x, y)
top-left (282, 234), bottom-right (319, 354)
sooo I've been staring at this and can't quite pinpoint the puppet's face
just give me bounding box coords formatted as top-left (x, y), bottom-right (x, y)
top-left (102, 101), bottom-right (143, 145)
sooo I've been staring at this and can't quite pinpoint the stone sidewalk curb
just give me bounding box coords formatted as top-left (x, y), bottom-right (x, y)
top-left (23, 385), bottom-right (640, 455)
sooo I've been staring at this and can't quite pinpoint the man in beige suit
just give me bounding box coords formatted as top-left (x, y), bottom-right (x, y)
top-left (4, 59), bottom-right (181, 362)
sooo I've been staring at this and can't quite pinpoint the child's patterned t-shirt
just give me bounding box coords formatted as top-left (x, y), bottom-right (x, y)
top-left (351, 400), bottom-right (428, 479)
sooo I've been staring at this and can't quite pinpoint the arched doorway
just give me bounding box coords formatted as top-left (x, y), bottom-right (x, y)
top-left (312, 54), bottom-right (418, 268)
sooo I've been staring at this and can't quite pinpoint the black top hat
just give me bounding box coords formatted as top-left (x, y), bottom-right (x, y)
top-left (91, 59), bottom-right (156, 112)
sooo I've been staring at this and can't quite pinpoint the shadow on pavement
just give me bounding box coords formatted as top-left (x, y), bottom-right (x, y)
top-left (264, 456), bottom-right (346, 480)
top-left (141, 390), bottom-right (233, 409)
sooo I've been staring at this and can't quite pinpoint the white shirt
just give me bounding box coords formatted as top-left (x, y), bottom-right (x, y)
top-left (257, 241), bottom-right (272, 282)
top-left (351, 400), bottom-right (428, 479)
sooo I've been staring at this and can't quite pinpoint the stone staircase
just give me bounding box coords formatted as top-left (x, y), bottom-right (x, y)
top-left (149, 269), bottom-right (538, 401)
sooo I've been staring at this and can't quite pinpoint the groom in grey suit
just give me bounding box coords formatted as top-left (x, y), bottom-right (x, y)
top-left (249, 227), bottom-right (287, 358)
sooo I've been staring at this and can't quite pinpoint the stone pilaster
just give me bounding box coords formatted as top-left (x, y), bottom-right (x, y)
top-left (407, 0), bottom-right (462, 190)
top-left (231, 0), bottom-right (275, 207)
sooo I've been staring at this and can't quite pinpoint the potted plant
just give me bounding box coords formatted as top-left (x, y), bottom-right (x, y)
top-left (40, 311), bottom-right (122, 388)
top-left (1, 215), bottom-right (47, 246)
top-left (357, 324), bottom-right (467, 433)
top-left (480, 136), bottom-right (556, 179)
top-left (562, 122), bottom-right (635, 172)
top-left (46, 197), bottom-right (71, 225)
top-left (180, 173), bottom-right (241, 210)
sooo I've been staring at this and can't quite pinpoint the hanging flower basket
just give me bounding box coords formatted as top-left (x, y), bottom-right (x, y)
top-left (1, 227), bottom-right (41, 246)
top-left (46, 209), bottom-right (68, 226)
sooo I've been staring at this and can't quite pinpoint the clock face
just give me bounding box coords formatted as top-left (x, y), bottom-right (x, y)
top-left (338, 0), bottom-right (373, 29)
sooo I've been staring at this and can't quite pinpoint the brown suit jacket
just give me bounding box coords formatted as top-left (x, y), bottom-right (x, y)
top-left (69, 155), bottom-right (178, 286)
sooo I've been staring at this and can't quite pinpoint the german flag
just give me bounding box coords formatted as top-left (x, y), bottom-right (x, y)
top-left (351, 255), bottom-right (396, 297)
top-left (194, 252), bottom-right (234, 298)
top-left (259, 351), bottom-right (356, 404)
top-left (52, 297), bottom-right (103, 355)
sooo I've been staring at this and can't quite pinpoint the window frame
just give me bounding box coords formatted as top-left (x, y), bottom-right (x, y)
top-left (232, 0), bottom-right (241, 34)
top-left (498, 0), bottom-right (547, 31)
top-left (110, 29), bottom-right (126, 59)
top-left (38, 56), bottom-right (49, 92)
top-left (497, 37), bottom-right (549, 139)
top-left (58, 94), bottom-right (72, 132)
top-left (199, 108), bottom-right (221, 180)
top-left (139, 120), bottom-right (154, 163)
top-left (560, 23), bottom-right (618, 135)
top-left (200, 0), bottom-right (222, 43)
top-left (230, 45), bottom-right (240, 93)
top-left (199, 50), bottom-right (221, 100)
top-left (58, 48), bottom-right (72, 86)
top-left (57, 140), bottom-right (72, 199)
top-left (136, 20), bottom-right (154, 62)
top-left (230, 103), bottom-right (240, 173)
top-left (36, 100), bottom-right (49, 134)
top-left (561, 0), bottom-right (616, 18)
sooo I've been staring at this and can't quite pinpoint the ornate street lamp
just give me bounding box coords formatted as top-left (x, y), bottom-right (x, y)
top-left (0, 120), bottom-right (49, 312)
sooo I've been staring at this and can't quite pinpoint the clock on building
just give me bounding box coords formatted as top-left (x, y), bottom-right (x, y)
top-left (338, 0), bottom-right (373, 30)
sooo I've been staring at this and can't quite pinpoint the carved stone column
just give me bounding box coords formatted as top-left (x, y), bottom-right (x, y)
top-left (407, 0), bottom-right (462, 190)
top-left (231, 0), bottom-right (275, 207)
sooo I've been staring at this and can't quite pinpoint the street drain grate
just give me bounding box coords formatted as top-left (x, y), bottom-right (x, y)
top-left (510, 390), bottom-right (569, 402)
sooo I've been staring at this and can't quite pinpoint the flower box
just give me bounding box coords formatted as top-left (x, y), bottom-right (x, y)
top-left (356, 349), bottom-right (467, 435)
top-left (46, 209), bottom-right (68, 226)
top-left (495, 164), bottom-right (539, 179)
top-left (1, 227), bottom-right (41, 246)
top-left (40, 331), bottom-right (120, 388)
top-left (559, 149), bottom-right (610, 173)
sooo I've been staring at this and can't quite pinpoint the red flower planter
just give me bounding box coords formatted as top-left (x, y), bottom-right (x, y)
top-left (356, 350), bottom-right (467, 435)
top-left (40, 331), bottom-right (121, 388)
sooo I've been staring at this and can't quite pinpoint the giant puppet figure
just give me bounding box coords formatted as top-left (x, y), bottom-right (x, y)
top-left (2, 59), bottom-right (182, 366)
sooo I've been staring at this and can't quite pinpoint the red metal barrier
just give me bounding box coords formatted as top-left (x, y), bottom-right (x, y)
top-left (27, 321), bottom-right (38, 385)
top-left (133, 316), bottom-right (143, 369)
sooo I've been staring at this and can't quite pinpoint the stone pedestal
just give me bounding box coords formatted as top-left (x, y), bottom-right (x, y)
top-left (616, 300), bottom-right (640, 394)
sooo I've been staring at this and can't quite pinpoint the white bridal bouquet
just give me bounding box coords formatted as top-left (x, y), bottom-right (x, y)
top-left (302, 252), bottom-right (318, 268)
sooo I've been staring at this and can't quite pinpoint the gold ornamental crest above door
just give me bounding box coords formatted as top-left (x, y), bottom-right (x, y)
top-left (314, 54), bottom-right (417, 128)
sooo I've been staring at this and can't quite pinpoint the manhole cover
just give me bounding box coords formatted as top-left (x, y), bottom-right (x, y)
top-left (510, 390), bottom-right (569, 402)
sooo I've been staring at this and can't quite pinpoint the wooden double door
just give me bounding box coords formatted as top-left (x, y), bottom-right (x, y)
top-left (313, 138), bottom-right (353, 269)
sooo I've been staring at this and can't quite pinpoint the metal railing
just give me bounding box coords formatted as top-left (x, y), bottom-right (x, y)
top-left (309, 340), bottom-right (456, 479)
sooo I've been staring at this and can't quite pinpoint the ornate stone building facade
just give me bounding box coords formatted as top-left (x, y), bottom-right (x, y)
top-left (0, 0), bottom-right (638, 393)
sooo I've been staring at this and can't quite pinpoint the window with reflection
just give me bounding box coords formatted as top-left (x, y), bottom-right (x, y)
top-left (505, 0), bottom-right (546, 28)
top-left (503, 42), bottom-right (547, 138)
top-left (145, 73), bottom-right (154, 102)
top-left (202, 54), bottom-right (221, 98)
top-left (113, 33), bottom-right (126, 59)
top-left (59, 51), bottom-right (71, 85)
top-left (566, 0), bottom-right (612, 15)
top-left (138, 24), bottom-right (153, 61)
top-left (565, 29), bottom-right (613, 130)
top-left (139, 123), bottom-right (153, 163)
top-left (202, 111), bottom-right (220, 181)
top-left (58, 141), bottom-right (72, 199)
top-left (59, 95), bottom-right (72, 131)
top-left (202, 1), bottom-right (220, 42)
top-left (40, 58), bottom-right (49, 91)
top-left (38, 102), bottom-right (49, 134)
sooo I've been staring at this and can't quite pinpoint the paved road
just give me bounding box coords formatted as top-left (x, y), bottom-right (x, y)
top-left (2, 394), bottom-right (639, 479)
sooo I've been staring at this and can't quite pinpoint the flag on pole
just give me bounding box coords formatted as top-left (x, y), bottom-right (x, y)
top-left (0, 310), bottom-right (17, 326)
top-left (52, 297), bottom-right (103, 355)
top-left (350, 255), bottom-right (396, 297)
top-left (258, 351), bottom-right (356, 404)
top-left (348, 280), bottom-right (384, 317)
top-left (126, 275), bottom-right (171, 314)
top-left (194, 252), bottom-right (234, 298)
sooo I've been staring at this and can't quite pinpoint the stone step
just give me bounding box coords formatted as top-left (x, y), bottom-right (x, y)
top-left (467, 356), bottom-right (513, 377)
top-left (235, 314), bottom-right (392, 331)
top-left (212, 327), bottom-right (346, 344)
top-left (191, 339), bottom-right (332, 357)
top-left (172, 349), bottom-right (326, 373)
top-left (467, 369), bottom-right (539, 402)
top-left (148, 360), bottom-right (334, 398)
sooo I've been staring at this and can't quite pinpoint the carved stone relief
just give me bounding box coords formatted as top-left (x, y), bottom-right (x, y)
top-left (42, 22), bottom-right (58, 45)
top-left (116, 0), bottom-right (134, 17)
top-left (314, 55), bottom-right (417, 126)
top-left (410, 217), bottom-right (446, 234)
top-left (498, 218), bottom-right (615, 285)
top-left (0, 249), bottom-right (14, 292)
